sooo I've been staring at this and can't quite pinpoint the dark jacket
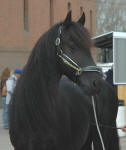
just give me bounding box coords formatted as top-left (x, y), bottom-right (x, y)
top-left (105, 69), bottom-right (113, 86)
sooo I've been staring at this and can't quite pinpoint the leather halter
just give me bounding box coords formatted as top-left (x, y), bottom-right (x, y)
top-left (55, 25), bottom-right (103, 76)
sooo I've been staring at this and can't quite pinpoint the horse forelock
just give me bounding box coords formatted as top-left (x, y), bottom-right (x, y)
top-left (61, 22), bottom-right (93, 52)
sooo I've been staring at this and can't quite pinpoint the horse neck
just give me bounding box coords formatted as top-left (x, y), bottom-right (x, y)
top-left (42, 69), bottom-right (61, 96)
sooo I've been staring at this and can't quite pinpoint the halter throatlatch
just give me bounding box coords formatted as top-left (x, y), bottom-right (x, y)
top-left (55, 25), bottom-right (103, 76)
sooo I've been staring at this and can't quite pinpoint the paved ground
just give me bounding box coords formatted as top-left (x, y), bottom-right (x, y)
top-left (121, 136), bottom-right (126, 150)
top-left (0, 109), bottom-right (126, 150)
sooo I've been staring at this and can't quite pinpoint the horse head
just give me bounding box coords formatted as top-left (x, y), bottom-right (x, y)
top-left (56, 11), bottom-right (103, 96)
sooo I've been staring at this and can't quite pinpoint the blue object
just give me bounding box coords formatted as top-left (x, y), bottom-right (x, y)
top-left (14, 68), bottom-right (22, 74)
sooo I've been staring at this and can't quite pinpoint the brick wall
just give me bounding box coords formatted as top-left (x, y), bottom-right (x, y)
top-left (0, 0), bottom-right (96, 72)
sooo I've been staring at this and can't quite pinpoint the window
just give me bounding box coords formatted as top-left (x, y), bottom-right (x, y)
top-left (50, 0), bottom-right (54, 26)
top-left (24, 0), bottom-right (29, 32)
top-left (68, 2), bottom-right (71, 11)
top-left (100, 48), bottom-right (113, 63)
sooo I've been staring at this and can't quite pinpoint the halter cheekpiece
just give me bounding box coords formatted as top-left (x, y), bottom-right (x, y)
top-left (55, 25), bottom-right (103, 76)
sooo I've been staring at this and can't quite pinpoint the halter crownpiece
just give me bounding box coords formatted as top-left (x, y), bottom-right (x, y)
top-left (55, 25), bottom-right (103, 76)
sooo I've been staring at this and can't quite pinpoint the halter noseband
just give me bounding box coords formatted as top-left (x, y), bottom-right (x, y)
top-left (55, 25), bottom-right (103, 76)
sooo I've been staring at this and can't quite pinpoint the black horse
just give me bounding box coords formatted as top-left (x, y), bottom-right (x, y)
top-left (9, 11), bottom-right (120, 150)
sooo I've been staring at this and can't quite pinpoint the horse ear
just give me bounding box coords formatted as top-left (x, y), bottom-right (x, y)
top-left (63, 11), bottom-right (72, 28)
top-left (77, 12), bottom-right (85, 26)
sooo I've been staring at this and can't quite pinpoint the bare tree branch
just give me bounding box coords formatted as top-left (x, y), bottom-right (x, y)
top-left (96, 0), bottom-right (126, 34)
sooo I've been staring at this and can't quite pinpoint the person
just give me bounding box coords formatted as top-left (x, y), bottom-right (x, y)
top-left (105, 66), bottom-right (113, 86)
top-left (105, 66), bottom-right (117, 94)
top-left (5, 68), bottom-right (22, 128)
top-left (0, 67), bottom-right (10, 129)
top-left (105, 67), bottom-right (126, 133)
top-left (121, 125), bottom-right (126, 132)
top-left (6, 68), bottom-right (22, 105)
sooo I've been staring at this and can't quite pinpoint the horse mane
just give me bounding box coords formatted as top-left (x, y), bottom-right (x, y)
top-left (9, 21), bottom-right (93, 132)
top-left (9, 12), bottom-right (120, 149)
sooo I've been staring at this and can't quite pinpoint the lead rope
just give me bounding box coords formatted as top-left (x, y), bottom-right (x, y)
top-left (91, 96), bottom-right (105, 150)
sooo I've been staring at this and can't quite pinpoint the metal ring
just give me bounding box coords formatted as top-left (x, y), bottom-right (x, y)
top-left (55, 38), bottom-right (60, 46)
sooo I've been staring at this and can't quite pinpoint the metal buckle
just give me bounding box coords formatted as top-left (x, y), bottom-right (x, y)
top-left (55, 37), bottom-right (60, 46)
top-left (82, 66), bottom-right (103, 74)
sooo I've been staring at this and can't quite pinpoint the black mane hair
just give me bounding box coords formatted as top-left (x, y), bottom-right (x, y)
top-left (9, 12), bottom-right (120, 150)
top-left (10, 21), bottom-right (93, 124)
top-left (9, 20), bottom-right (93, 146)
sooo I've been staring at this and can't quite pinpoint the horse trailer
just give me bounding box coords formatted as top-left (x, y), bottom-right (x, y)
top-left (93, 32), bottom-right (126, 137)
top-left (93, 31), bottom-right (126, 104)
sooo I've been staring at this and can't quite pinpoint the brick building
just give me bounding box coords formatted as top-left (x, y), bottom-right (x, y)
top-left (0, 0), bottom-right (96, 72)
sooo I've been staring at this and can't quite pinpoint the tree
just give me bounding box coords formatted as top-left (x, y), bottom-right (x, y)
top-left (96, 0), bottom-right (126, 35)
